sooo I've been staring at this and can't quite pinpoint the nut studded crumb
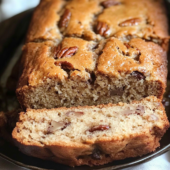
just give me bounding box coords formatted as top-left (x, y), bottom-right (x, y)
top-left (12, 96), bottom-right (170, 166)
top-left (16, 0), bottom-right (169, 109)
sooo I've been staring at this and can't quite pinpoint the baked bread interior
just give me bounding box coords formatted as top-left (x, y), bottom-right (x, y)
top-left (12, 96), bottom-right (169, 166)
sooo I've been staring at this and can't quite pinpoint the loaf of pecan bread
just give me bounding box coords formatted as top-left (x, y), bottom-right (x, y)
top-left (16, 0), bottom-right (169, 109)
top-left (12, 96), bottom-right (169, 166)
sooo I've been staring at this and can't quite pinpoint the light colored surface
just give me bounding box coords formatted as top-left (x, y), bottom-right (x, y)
top-left (124, 151), bottom-right (170, 170)
top-left (0, 0), bottom-right (169, 169)
top-left (0, 0), bottom-right (39, 21)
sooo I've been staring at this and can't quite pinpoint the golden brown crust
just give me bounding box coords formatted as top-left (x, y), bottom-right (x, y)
top-left (26, 0), bottom-right (64, 43)
top-left (12, 96), bottom-right (170, 166)
top-left (18, 38), bottom-right (168, 88)
top-left (97, 0), bottom-right (169, 41)
top-left (12, 132), bottom-right (164, 166)
top-left (27, 0), bottom-right (169, 43)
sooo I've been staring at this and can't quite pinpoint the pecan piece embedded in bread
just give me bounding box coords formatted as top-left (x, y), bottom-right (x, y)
top-left (119, 18), bottom-right (141, 27)
top-left (89, 125), bottom-right (110, 132)
top-left (96, 22), bottom-right (110, 37)
top-left (59, 9), bottom-right (71, 29)
top-left (47, 121), bottom-right (71, 134)
top-left (54, 45), bottom-right (78, 59)
top-left (55, 61), bottom-right (74, 70)
top-left (12, 96), bottom-right (170, 167)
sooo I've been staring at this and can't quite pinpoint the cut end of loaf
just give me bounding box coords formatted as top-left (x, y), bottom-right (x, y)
top-left (12, 96), bottom-right (169, 166)
top-left (17, 73), bottom-right (165, 109)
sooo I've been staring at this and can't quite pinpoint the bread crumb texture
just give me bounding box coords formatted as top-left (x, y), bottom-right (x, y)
top-left (12, 97), bottom-right (169, 166)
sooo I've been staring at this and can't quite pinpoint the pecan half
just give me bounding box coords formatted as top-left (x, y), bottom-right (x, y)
top-left (55, 61), bottom-right (74, 70)
top-left (119, 18), bottom-right (141, 27)
top-left (54, 45), bottom-right (78, 59)
top-left (59, 9), bottom-right (71, 29)
top-left (101, 0), bottom-right (121, 8)
top-left (96, 22), bottom-right (110, 37)
top-left (89, 125), bottom-right (110, 132)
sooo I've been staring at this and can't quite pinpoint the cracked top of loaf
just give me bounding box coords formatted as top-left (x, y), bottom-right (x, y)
top-left (27, 0), bottom-right (169, 43)
top-left (18, 0), bottom-right (168, 88)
